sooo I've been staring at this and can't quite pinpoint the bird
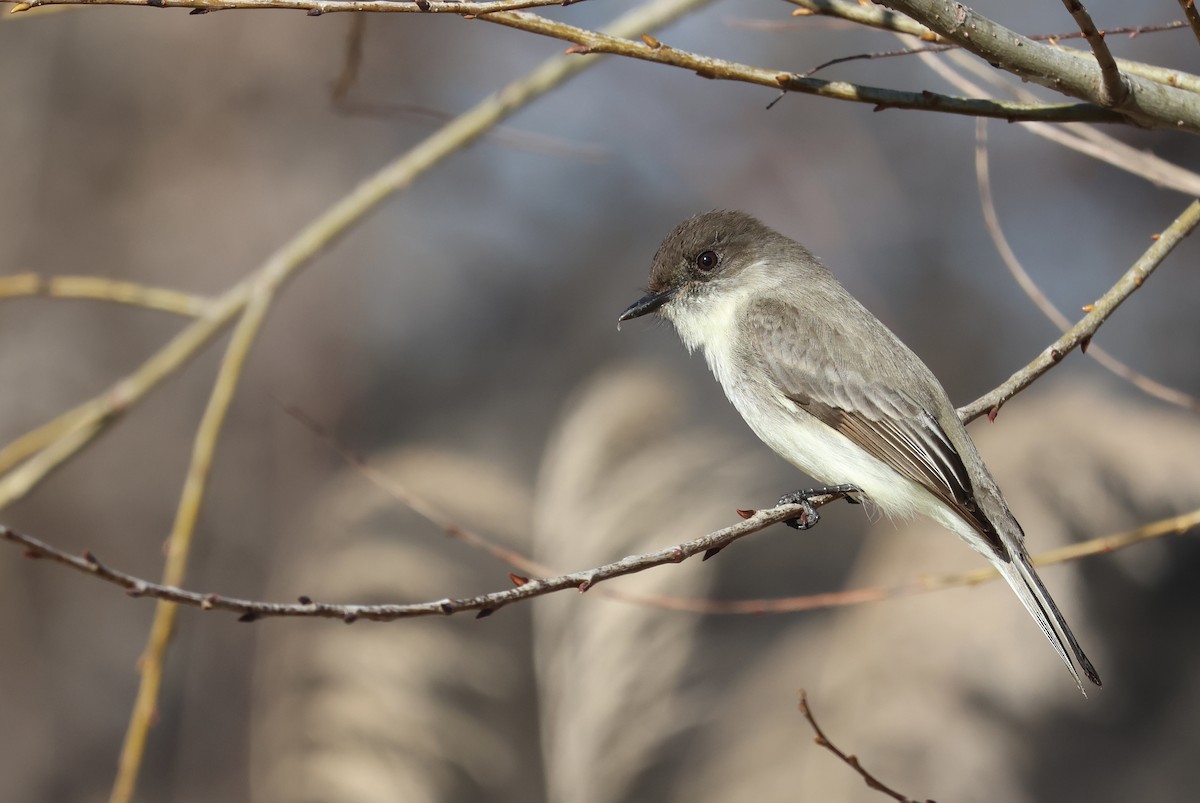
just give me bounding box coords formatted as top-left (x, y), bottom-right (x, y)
top-left (618, 210), bottom-right (1101, 691)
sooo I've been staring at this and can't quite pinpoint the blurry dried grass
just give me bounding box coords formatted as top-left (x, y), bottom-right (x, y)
top-left (679, 384), bottom-right (1200, 803)
top-left (249, 365), bottom-right (773, 803)
top-left (250, 369), bottom-right (1200, 803)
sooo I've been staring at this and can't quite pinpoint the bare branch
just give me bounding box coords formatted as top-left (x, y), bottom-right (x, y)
top-left (5, 503), bottom-right (1198, 621)
top-left (482, 10), bottom-right (1122, 124)
top-left (1059, 0), bottom-right (1129, 107)
top-left (799, 690), bottom-right (931, 803)
top-left (0, 273), bottom-right (212, 316)
top-left (957, 198), bottom-right (1200, 424)
top-left (880, 0), bottom-right (1200, 132)
top-left (111, 290), bottom-right (276, 803)
top-left (0, 502), bottom-right (829, 621)
top-left (1178, 0), bottom-right (1200, 48)
top-left (9, 0), bottom-right (573, 14)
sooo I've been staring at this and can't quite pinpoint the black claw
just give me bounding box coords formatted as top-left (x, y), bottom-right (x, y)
top-left (777, 484), bottom-right (862, 529)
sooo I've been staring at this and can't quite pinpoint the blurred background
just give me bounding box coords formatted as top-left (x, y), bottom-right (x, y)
top-left (2, 1), bottom-right (1199, 800)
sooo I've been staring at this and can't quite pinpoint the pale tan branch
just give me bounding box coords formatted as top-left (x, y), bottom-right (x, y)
top-left (110, 292), bottom-right (274, 803)
top-left (9, 0), bottom-right (570, 13)
top-left (0, 273), bottom-right (211, 316)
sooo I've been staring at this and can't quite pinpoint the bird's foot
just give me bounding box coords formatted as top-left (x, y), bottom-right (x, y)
top-left (777, 484), bottom-right (861, 530)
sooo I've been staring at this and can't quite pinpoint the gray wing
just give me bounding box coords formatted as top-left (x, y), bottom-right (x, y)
top-left (746, 299), bottom-right (1004, 557)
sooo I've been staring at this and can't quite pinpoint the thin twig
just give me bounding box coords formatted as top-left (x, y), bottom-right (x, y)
top-left (12, 503), bottom-right (1196, 622)
top-left (799, 690), bottom-right (931, 803)
top-left (974, 120), bottom-right (1200, 412)
top-left (8, 0), bottom-right (572, 13)
top-left (1060, 0), bottom-right (1128, 107)
top-left (0, 504), bottom-right (822, 621)
top-left (0, 273), bottom-right (211, 317)
top-left (958, 198), bottom-right (1200, 424)
top-left (613, 507), bottom-right (1200, 615)
top-left (110, 292), bottom-right (273, 803)
top-left (1180, 0), bottom-right (1200, 48)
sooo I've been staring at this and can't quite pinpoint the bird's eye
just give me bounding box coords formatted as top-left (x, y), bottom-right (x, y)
top-left (696, 250), bottom-right (718, 272)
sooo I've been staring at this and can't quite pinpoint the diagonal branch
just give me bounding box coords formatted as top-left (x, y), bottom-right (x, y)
top-left (1059, 0), bottom-right (1129, 107)
top-left (799, 690), bottom-right (930, 803)
top-left (110, 291), bottom-right (274, 803)
top-left (958, 197), bottom-right (1200, 424)
top-left (1179, 0), bottom-right (1200, 48)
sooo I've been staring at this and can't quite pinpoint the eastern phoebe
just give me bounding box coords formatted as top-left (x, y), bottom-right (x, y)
top-left (619, 210), bottom-right (1100, 691)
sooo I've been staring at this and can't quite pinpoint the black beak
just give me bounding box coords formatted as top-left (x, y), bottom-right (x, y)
top-left (618, 288), bottom-right (675, 324)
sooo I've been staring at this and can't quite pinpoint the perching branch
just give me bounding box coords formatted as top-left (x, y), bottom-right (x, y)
top-left (8, 503), bottom-right (1199, 622)
top-left (0, 504), bottom-right (822, 621)
top-left (957, 197), bottom-right (1200, 424)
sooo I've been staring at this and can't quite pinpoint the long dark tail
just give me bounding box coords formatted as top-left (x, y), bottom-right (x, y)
top-left (995, 551), bottom-right (1102, 693)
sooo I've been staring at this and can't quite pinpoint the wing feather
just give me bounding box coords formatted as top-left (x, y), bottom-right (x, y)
top-left (747, 300), bottom-right (1004, 556)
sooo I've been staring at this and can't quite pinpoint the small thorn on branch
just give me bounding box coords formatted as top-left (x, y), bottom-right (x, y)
top-left (306, 7), bottom-right (322, 15)
top-left (564, 44), bottom-right (592, 55)
top-left (83, 550), bottom-right (99, 565)
top-left (238, 612), bottom-right (260, 623)
top-left (987, 405), bottom-right (1000, 423)
top-left (578, 579), bottom-right (592, 592)
top-left (342, 611), bottom-right (359, 624)
top-left (439, 601), bottom-right (455, 615)
top-left (735, 509), bottom-right (756, 519)
top-left (508, 573), bottom-right (529, 587)
top-left (297, 595), bottom-right (313, 605)
top-left (475, 608), bottom-right (495, 619)
top-left (189, 7), bottom-right (210, 13)
top-left (641, 33), bottom-right (662, 48)
top-left (702, 546), bottom-right (723, 561)
top-left (202, 594), bottom-right (220, 610)
top-left (1080, 335), bottom-right (1093, 354)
